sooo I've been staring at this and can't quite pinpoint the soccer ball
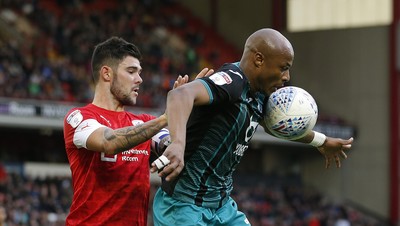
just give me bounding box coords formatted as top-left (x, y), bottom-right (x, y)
top-left (151, 128), bottom-right (171, 155)
top-left (264, 86), bottom-right (318, 140)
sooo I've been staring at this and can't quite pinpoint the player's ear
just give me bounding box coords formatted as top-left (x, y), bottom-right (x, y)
top-left (254, 52), bottom-right (264, 68)
top-left (100, 66), bottom-right (112, 81)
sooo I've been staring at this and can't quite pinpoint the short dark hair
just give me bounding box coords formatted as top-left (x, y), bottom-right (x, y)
top-left (91, 37), bottom-right (142, 83)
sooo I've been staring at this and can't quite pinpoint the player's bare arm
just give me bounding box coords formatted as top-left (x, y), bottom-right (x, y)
top-left (86, 69), bottom-right (213, 155)
top-left (86, 114), bottom-right (167, 155)
top-left (294, 131), bottom-right (353, 168)
top-left (150, 80), bottom-right (210, 181)
top-left (261, 120), bottom-right (354, 169)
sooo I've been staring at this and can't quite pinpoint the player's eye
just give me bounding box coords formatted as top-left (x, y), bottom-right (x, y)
top-left (281, 66), bottom-right (289, 72)
top-left (127, 69), bottom-right (137, 74)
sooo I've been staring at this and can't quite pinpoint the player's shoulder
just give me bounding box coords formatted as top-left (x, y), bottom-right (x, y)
top-left (220, 63), bottom-right (244, 76)
top-left (64, 104), bottom-right (97, 126)
top-left (219, 62), bottom-right (240, 71)
top-left (204, 63), bottom-right (246, 88)
top-left (212, 63), bottom-right (246, 80)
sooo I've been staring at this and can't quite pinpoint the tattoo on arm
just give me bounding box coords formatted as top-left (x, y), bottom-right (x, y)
top-left (103, 118), bottom-right (166, 154)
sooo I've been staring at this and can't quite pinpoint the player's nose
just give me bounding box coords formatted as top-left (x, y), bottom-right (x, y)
top-left (282, 71), bottom-right (290, 82)
top-left (135, 74), bottom-right (143, 84)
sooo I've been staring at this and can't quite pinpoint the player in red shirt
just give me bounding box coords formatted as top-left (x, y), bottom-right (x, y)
top-left (63, 37), bottom-right (212, 225)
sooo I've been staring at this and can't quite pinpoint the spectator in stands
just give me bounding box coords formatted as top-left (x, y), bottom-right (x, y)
top-left (0, 164), bottom-right (7, 184)
top-left (0, 206), bottom-right (6, 226)
top-left (151, 28), bottom-right (353, 226)
top-left (63, 36), bottom-right (212, 225)
top-left (334, 206), bottom-right (351, 226)
top-left (0, 0), bottom-right (208, 108)
top-left (0, 170), bottom-right (382, 226)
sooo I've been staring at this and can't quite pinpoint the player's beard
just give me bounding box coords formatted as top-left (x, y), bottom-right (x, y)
top-left (110, 75), bottom-right (136, 106)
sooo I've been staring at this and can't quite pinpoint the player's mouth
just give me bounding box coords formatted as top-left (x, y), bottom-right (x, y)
top-left (132, 87), bottom-right (139, 96)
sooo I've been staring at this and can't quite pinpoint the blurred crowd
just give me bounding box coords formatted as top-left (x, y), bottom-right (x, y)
top-left (0, 0), bottom-right (373, 225)
top-left (0, 170), bottom-right (383, 226)
top-left (0, 172), bottom-right (71, 226)
top-left (0, 0), bottom-right (211, 108)
top-left (230, 174), bottom-right (381, 226)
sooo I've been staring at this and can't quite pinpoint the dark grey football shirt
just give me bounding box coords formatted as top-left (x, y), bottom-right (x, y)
top-left (161, 62), bottom-right (266, 208)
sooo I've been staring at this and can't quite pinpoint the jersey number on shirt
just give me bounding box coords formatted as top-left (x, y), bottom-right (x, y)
top-left (101, 152), bottom-right (117, 162)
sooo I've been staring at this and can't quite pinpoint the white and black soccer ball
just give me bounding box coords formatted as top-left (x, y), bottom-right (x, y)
top-left (151, 128), bottom-right (171, 155)
top-left (264, 86), bottom-right (318, 140)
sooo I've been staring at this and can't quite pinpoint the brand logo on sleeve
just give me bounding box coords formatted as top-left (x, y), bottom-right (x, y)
top-left (66, 110), bottom-right (83, 128)
top-left (209, 72), bottom-right (232, 85)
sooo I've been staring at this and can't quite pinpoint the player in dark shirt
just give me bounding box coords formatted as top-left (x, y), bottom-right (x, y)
top-left (151, 28), bottom-right (353, 225)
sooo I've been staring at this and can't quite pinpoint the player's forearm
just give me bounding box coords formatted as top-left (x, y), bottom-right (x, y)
top-left (103, 115), bottom-right (167, 154)
top-left (166, 88), bottom-right (194, 145)
top-left (294, 130), bottom-right (326, 148)
top-left (293, 130), bottom-right (313, 144)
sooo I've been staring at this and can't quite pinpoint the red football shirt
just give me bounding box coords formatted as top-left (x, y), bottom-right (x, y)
top-left (64, 104), bottom-right (155, 226)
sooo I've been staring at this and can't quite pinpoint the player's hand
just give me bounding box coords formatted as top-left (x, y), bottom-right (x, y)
top-left (150, 142), bottom-right (185, 181)
top-left (318, 137), bottom-right (353, 168)
top-left (172, 68), bottom-right (214, 89)
top-left (173, 75), bottom-right (189, 89)
top-left (194, 67), bottom-right (214, 79)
